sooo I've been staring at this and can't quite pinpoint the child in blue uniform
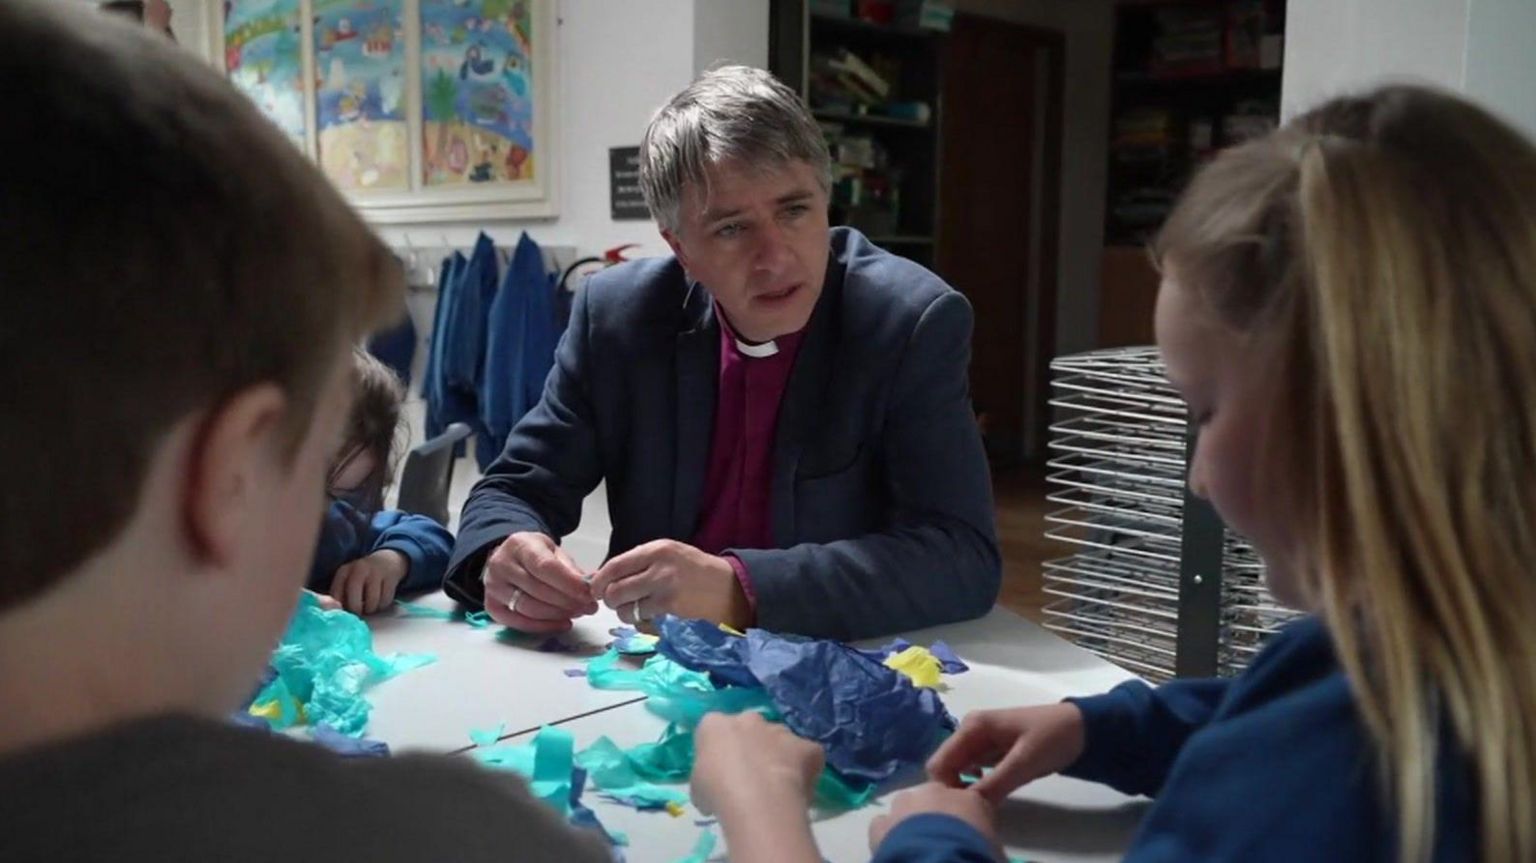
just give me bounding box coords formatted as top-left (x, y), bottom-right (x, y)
top-left (311, 350), bottom-right (452, 614)
top-left (690, 84), bottom-right (1536, 863)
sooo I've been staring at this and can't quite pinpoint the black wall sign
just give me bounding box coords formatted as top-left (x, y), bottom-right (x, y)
top-left (610, 146), bottom-right (649, 221)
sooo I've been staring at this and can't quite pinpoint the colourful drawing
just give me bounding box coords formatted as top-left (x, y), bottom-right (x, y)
top-left (224, 0), bottom-right (306, 149)
top-left (420, 0), bottom-right (536, 186)
top-left (314, 0), bottom-right (408, 191)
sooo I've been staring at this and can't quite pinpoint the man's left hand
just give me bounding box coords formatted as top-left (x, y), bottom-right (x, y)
top-left (590, 540), bottom-right (751, 628)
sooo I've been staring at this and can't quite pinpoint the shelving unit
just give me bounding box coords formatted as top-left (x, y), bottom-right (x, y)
top-left (1103, 0), bottom-right (1286, 246)
top-left (1098, 0), bottom-right (1286, 348)
top-left (770, 1), bottom-right (947, 269)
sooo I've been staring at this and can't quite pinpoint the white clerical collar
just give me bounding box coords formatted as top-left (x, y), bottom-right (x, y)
top-left (735, 337), bottom-right (779, 358)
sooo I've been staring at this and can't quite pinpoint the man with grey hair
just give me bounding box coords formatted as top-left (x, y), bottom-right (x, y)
top-left (446, 65), bottom-right (1000, 641)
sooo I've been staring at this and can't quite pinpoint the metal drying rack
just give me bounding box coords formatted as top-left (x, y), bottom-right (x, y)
top-left (1041, 347), bottom-right (1298, 682)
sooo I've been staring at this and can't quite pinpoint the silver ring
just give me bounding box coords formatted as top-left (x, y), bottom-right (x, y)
top-left (632, 599), bottom-right (644, 623)
top-left (508, 588), bottom-right (522, 615)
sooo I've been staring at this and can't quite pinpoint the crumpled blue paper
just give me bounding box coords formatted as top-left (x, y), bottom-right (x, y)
top-left (609, 626), bottom-right (661, 656)
top-left (248, 592), bottom-right (435, 735)
top-left (311, 725), bottom-right (391, 758)
top-left (655, 617), bottom-right (956, 784)
top-left (227, 711), bottom-right (390, 758)
top-left (929, 640), bottom-right (969, 674)
top-left (570, 767), bottom-right (630, 853)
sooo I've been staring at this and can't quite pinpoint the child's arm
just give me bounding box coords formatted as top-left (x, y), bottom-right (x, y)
top-left (692, 712), bottom-right (825, 863)
top-left (929, 679), bottom-right (1231, 804)
top-left (369, 510), bottom-right (455, 595)
top-left (1060, 677), bottom-right (1231, 797)
top-left (869, 784), bottom-right (1002, 863)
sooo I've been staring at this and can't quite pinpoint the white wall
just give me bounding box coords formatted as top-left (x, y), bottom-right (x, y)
top-left (1463, 0), bottom-right (1536, 138)
top-left (948, 0), bottom-right (1114, 356)
top-left (166, 0), bottom-right (212, 50)
top-left (1283, 0), bottom-right (1536, 139)
top-left (693, 0), bottom-right (770, 76)
top-left (1282, 0), bottom-right (1470, 118)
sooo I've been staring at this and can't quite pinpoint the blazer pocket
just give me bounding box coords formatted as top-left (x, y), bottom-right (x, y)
top-left (796, 442), bottom-right (867, 481)
top-left (793, 447), bottom-right (880, 541)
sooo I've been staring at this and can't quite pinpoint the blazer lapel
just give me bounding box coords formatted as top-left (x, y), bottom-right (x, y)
top-left (769, 258), bottom-right (842, 547)
top-left (672, 282), bottom-right (719, 540)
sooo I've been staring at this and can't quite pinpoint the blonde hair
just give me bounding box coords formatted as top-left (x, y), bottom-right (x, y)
top-left (1155, 85), bottom-right (1536, 863)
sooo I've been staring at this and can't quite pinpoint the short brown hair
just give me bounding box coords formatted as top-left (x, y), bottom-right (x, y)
top-left (336, 349), bottom-right (408, 495)
top-left (0, 1), bottom-right (402, 610)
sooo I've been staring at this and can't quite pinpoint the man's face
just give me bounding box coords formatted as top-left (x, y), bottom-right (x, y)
top-left (663, 159), bottom-right (830, 342)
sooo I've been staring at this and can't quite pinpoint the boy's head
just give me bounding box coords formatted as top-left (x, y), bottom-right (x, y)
top-left (328, 349), bottom-right (407, 513)
top-left (0, 1), bottom-right (400, 722)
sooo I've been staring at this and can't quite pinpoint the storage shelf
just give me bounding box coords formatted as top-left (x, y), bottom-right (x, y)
top-left (810, 12), bottom-right (938, 40)
top-left (813, 109), bottom-right (930, 129)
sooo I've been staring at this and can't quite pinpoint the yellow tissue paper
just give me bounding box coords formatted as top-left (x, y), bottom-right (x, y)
top-left (884, 646), bottom-right (943, 689)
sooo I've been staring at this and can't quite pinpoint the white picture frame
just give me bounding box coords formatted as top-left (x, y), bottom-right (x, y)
top-left (211, 0), bottom-right (558, 224)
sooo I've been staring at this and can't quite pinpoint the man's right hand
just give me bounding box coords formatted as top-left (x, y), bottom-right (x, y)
top-left (480, 532), bottom-right (598, 633)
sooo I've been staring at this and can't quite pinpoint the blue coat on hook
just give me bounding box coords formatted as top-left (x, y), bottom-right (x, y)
top-left (480, 231), bottom-right (560, 469)
top-left (424, 251), bottom-right (465, 440)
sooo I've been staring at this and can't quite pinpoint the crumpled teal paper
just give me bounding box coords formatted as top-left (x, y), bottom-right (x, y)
top-left (249, 592), bottom-right (435, 735)
top-left (471, 727), bottom-right (628, 850)
top-left (393, 600), bottom-right (456, 620)
top-left (575, 735), bottom-right (689, 810)
top-left (469, 722), bottom-right (507, 748)
top-left (531, 725), bottom-right (576, 814)
top-left (472, 740), bottom-right (536, 774)
top-left (587, 650), bottom-right (775, 726)
top-left (674, 828), bottom-right (716, 863)
top-left (392, 600), bottom-right (495, 630)
top-left (470, 725), bottom-right (575, 814)
top-left (580, 648), bottom-right (878, 811)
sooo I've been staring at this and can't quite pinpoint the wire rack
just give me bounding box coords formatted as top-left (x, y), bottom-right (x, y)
top-left (1041, 347), bottom-right (1299, 682)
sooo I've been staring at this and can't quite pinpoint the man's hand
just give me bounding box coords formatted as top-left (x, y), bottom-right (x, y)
top-left (481, 532), bottom-right (598, 633)
top-left (589, 539), bottom-right (751, 627)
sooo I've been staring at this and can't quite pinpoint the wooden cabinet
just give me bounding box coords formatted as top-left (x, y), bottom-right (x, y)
top-left (1098, 245), bottom-right (1161, 348)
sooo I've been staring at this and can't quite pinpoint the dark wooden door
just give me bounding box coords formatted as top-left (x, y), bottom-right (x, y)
top-left (939, 14), bottom-right (1063, 466)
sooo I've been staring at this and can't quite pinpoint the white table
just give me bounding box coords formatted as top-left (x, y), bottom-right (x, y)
top-left (516, 700), bottom-right (1147, 863)
top-left (851, 605), bottom-right (1140, 718)
top-left (362, 597), bottom-right (1149, 861)
top-left (364, 591), bottom-right (644, 752)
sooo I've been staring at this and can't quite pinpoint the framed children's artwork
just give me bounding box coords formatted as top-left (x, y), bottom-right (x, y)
top-left (213, 0), bottom-right (558, 223)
